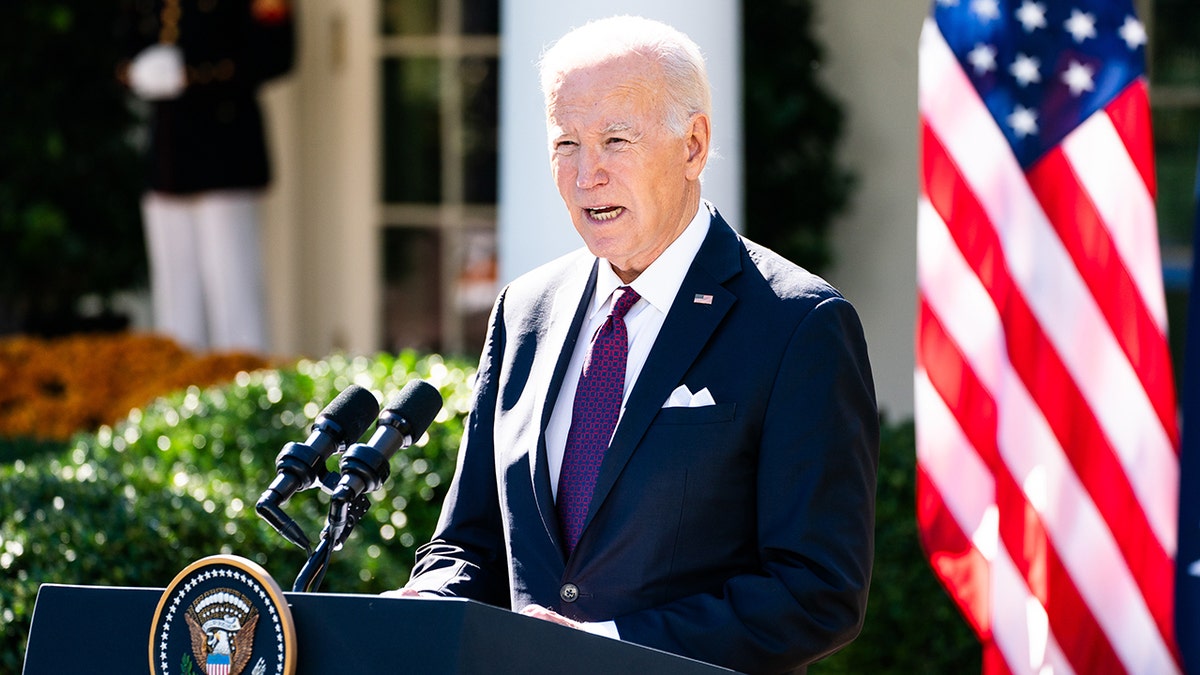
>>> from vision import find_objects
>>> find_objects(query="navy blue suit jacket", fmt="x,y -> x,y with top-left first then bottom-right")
407,206 -> 879,674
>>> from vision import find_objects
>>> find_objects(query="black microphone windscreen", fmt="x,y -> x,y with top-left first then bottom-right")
386,380 -> 443,439
320,384 -> 381,443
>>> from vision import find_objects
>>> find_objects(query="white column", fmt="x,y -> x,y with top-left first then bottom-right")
498,1 -> 743,284
259,78 -> 299,357
291,0 -> 380,356
817,0 -> 929,418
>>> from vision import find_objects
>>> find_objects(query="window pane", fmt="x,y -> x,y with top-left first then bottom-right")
382,57 -> 442,203
461,57 -> 499,204
380,0 -> 438,36
1153,107 -> 1200,248
382,227 -> 443,351
461,0 -> 499,35
1150,0 -> 1200,86
454,227 -> 497,351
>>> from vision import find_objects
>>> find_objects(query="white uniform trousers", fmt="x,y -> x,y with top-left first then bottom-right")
141,190 -> 269,353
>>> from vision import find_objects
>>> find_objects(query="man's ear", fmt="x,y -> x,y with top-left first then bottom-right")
684,113 -> 711,181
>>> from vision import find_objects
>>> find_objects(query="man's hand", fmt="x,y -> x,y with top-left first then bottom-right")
520,603 -> 585,629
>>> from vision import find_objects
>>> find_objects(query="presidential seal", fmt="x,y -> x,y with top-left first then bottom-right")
150,555 -> 296,675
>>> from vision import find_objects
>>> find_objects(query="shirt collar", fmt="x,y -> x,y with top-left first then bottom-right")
590,202 -> 711,319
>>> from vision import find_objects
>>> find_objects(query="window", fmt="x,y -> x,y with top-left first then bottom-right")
1144,0 -> 1200,386
378,0 -> 500,355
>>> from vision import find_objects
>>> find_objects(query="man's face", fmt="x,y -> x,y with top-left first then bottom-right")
546,54 -> 709,282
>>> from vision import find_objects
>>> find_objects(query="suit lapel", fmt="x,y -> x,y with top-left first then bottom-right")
529,258 -> 598,547
584,212 -> 743,533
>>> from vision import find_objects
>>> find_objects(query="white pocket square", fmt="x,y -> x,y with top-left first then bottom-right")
663,385 -> 716,408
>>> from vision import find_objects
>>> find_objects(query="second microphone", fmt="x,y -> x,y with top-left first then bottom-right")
331,379 -> 444,504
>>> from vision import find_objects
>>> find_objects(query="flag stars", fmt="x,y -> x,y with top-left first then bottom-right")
1062,60 -> 1096,96
1010,53 -> 1041,86
968,43 -> 998,74
1064,8 -> 1097,43
1015,1 -> 1047,32
1119,15 -> 1147,50
971,0 -> 1001,22
1008,104 -> 1039,138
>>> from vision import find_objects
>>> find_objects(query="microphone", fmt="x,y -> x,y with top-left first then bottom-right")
295,380 -> 440,590
330,379 -> 443,505
256,384 -> 380,549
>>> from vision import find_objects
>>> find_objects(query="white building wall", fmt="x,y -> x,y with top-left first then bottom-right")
817,0 -> 929,419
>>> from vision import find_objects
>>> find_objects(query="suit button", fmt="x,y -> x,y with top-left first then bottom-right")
560,583 -> 579,603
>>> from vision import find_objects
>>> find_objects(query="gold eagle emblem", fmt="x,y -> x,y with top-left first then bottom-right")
184,589 -> 259,675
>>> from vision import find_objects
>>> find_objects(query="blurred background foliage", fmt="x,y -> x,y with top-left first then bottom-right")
0,335 -> 979,673
743,0 -> 855,274
0,1 -> 146,335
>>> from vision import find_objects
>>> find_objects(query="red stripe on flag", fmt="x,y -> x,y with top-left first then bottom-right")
1027,144 -> 1179,449
916,464 -> 992,638
984,645 -> 1016,675
1104,80 -> 1157,199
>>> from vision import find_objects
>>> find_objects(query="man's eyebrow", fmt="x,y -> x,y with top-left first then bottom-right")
601,122 -> 635,135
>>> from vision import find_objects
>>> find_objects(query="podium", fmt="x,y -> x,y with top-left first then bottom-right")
23,584 -> 737,674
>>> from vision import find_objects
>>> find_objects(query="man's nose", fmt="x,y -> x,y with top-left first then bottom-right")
575,148 -> 608,189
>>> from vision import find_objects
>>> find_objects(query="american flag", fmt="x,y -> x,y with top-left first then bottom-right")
916,1 -> 1180,673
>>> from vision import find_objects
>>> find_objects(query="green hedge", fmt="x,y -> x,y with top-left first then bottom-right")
0,350 -> 474,673
0,352 -> 979,672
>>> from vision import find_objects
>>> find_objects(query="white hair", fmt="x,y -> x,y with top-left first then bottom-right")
538,15 -> 712,137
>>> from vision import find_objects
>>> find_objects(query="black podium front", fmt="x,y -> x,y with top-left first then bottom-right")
23,584 -> 737,674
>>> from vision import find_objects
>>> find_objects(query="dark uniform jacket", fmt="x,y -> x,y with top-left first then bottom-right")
118,0 -> 294,194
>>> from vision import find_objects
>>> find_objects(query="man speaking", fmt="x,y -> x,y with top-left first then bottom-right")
395,15 -> 879,674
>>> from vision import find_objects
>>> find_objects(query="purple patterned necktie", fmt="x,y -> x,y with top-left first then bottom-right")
557,285 -> 641,555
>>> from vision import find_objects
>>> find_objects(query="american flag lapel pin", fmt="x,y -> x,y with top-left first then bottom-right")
693,293 -> 713,305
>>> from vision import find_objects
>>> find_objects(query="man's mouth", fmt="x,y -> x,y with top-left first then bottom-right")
586,206 -> 625,222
